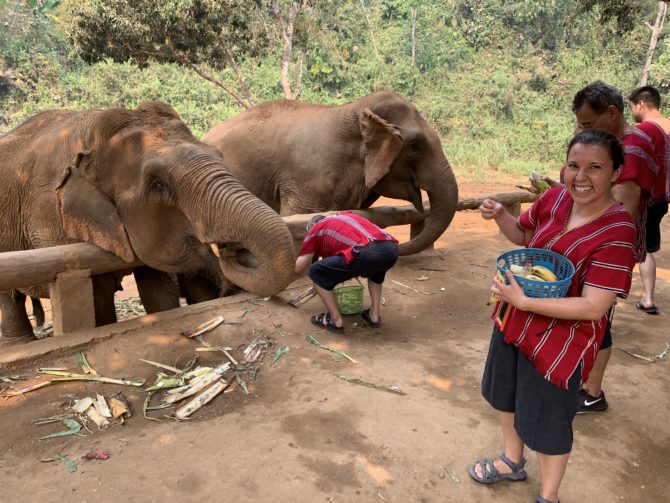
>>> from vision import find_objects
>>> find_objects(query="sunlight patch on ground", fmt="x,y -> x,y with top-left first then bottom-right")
356,454 -> 394,485
426,375 -> 453,391
106,351 -> 126,371
155,433 -> 177,446
146,335 -> 179,346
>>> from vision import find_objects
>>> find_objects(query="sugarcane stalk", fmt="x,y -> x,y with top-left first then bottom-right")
162,363 -> 231,404
174,379 -> 230,420
180,316 -> 224,338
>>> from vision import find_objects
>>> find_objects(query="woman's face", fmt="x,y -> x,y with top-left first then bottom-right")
564,143 -> 620,208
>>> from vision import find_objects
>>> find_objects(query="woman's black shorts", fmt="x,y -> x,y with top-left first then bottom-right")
645,202 -> 668,253
308,240 -> 399,291
481,326 -> 581,455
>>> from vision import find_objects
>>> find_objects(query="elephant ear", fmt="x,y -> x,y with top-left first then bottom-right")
56,154 -> 135,263
359,108 -> 404,189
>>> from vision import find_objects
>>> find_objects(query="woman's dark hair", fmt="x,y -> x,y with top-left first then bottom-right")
567,130 -> 625,171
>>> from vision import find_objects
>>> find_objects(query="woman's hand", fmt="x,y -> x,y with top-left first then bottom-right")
479,199 -> 504,220
491,269 -> 528,309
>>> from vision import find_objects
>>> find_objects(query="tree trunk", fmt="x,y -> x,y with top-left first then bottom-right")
410,6 -> 417,67
640,1 -> 667,87
220,44 -> 256,106
275,0 -> 307,100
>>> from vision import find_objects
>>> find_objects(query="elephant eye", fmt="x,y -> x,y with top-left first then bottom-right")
407,141 -> 421,155
149,180 -> 168,193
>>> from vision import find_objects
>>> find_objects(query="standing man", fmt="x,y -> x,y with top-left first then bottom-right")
570,81 -> 657,413
628,85 -> 670,315
295,212 -> 399,333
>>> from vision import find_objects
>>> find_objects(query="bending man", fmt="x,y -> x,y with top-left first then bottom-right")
295,212 -> 399,333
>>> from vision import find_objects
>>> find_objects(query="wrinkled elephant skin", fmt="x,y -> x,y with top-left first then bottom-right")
203,91 -> 458,255
0,101 -> 296,342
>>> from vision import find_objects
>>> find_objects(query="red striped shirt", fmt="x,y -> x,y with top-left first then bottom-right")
494,187 -> 636,389
299,212 -> 397,263
636,120 -> 670,203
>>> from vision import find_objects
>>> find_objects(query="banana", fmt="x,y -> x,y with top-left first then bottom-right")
530,172 -> 550,194
490,272 -> 504,303
525,274 -> 546,282
509,264 -> 527,275
530,265 -> 557,282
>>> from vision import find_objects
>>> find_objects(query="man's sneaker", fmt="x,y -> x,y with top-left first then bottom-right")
577,389 -> 608,414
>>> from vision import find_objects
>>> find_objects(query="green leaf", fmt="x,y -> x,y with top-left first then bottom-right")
54,454 -> 77,473
39,418 -> 82,440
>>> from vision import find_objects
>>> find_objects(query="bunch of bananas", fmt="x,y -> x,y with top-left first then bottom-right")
509,263 -> 557,282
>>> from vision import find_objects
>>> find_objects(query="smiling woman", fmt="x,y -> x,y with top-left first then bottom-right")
472,129 -> 637,503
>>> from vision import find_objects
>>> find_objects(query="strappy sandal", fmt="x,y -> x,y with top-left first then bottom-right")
360,309 -> 381,328
468,453 -> 527,484
310,313 -> 344,334
536,496 -> 560,503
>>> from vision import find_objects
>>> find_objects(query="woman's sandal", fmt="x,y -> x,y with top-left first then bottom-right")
360,309 -> 381,328
536,496 -> 560,503
468,453 -> 527,484
310,313 -> 344,334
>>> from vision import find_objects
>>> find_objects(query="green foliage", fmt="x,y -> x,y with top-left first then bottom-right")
2,0 -> 670,183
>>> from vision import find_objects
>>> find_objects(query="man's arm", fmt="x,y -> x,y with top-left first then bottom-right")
295,253 -> 315,276
612,181 -> 641,218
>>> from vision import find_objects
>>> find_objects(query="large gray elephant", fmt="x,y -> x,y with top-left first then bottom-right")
203,91 -> 458,255
0,101 -> 296,343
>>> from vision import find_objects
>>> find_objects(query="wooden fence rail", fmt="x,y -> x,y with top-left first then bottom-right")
0,191 -> 536,335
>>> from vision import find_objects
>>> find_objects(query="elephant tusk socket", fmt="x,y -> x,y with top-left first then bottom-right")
209,243 -> 221,258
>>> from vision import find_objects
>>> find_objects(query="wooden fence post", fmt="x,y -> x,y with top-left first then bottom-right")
49,269 -> 95,335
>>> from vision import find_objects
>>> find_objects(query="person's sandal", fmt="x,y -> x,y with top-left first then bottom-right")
310,313 -> 344,334
360,309 -> 381,328
536,496 -> 560,503
468,453 -> 527,484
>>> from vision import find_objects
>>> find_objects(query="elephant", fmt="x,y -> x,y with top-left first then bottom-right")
203,91 -> 459,255
0,101 -> 296,344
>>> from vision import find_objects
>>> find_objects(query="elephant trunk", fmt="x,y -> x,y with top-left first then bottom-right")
399,160 -> 459,256
179,167 -> 296,296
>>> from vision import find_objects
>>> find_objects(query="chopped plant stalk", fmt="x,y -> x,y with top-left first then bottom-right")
271,346 -> 289,365
162,363 -> 231,404
335,375 -> 406,395
38,370 -> 145,387
180,366 -> 214,380
86,406 -> 110,429
76,352 -> 98,376
180,316 -> 224,338
4,380 -> 53,396
446,469 -> 460,483
143,393 -> 161,422
145,402 -> 174,411
54,454 -> 77,473
306,335 -> 360,364
654,342 -> 670,359
72,397 -> 94,414
615,347 -> 657,363
414,275 -> 430,281
391,279 -> 433,295
236,374 -> 249,394
174,379 -> 230,420
139,359 -> 182,374
145,377 -> 185,392
0,375 -> 25,383
39,418 -> 82,440
32,414 -> 79,425
37,367 -> 68,372
109,394 -> 131,420
196,339 -> 239,365
95,394 -> 112,418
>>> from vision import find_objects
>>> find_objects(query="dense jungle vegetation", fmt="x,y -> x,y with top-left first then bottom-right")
1,0 -> 669,181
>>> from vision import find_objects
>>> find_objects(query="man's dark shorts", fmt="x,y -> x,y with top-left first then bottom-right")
645,202 -> 668,253
481,325 -> 581,455
309,240 -> 399,291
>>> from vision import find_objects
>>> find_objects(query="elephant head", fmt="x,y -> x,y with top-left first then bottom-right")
354,91 -> 458,255
203,91 -> 458,256
55,101 -> 295,296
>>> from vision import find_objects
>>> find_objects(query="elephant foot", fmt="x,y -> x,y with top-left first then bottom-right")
0,333 -> 38,346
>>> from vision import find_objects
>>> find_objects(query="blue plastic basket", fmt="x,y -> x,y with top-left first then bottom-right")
496,248 -> 575,298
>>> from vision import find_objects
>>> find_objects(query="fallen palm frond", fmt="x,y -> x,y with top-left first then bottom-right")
54,453 -> 77,473
180,316 -> 224,339
306,335 -> 359,364
335,375 -> 406,395
615,342 -> 670,363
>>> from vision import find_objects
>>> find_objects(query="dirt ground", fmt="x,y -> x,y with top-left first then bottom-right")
1,180 -> 668,503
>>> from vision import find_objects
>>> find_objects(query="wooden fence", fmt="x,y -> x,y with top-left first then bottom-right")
0,191 -> 536,336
